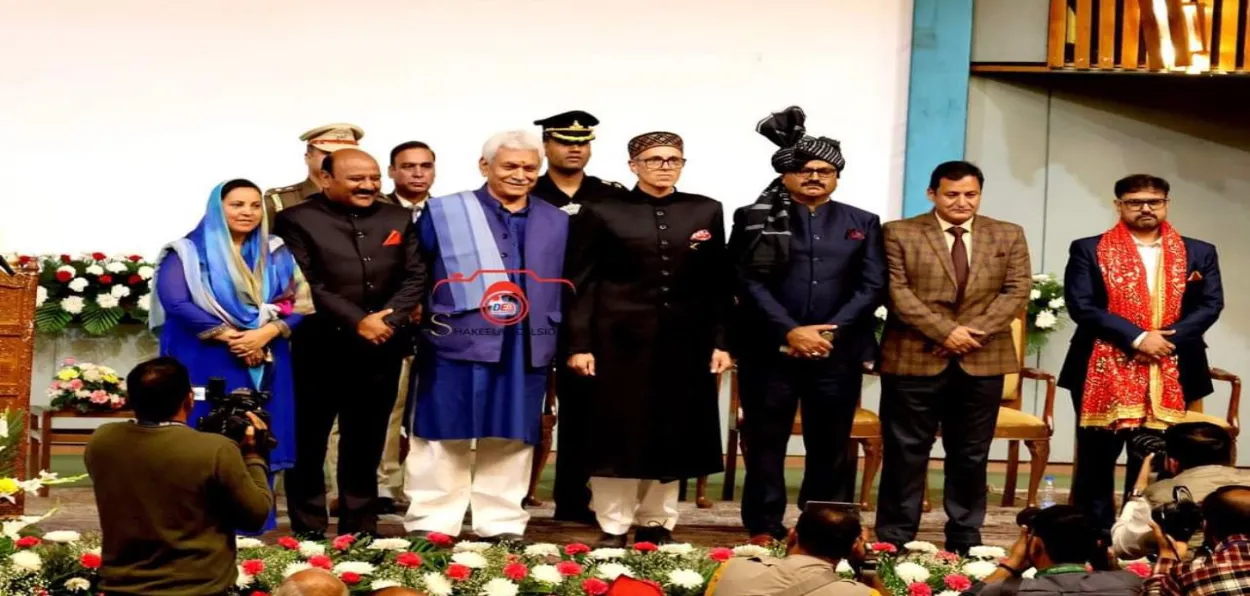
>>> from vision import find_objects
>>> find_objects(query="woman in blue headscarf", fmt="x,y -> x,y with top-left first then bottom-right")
150,179 -> 314,533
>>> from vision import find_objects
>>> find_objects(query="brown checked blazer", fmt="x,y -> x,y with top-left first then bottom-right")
878,212 -> 1031,377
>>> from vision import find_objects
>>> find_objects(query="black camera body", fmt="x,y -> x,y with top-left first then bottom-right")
196,378 -> 277,454
1152,486 -> 1204,543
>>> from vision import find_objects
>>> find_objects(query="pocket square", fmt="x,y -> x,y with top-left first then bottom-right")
382,230 -> 403,246
845,228 -> 865,240
1188,270 -> 1204,282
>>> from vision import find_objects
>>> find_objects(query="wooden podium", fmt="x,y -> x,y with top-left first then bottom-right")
0,265 -> 36,516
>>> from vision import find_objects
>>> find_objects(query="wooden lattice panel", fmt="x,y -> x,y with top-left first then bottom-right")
0,269 -> 37,516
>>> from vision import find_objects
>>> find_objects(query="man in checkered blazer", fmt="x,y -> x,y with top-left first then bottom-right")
873,161 -> 1032,553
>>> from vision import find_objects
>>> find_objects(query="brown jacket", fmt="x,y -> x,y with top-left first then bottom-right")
878,212 -> 1031,377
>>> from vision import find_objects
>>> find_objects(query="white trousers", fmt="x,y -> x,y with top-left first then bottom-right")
403,437 -> 533,537
589,477 -> 680,536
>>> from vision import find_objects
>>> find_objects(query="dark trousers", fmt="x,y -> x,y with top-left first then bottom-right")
1069,389 -> 1159,530
875,364 -> 1003,550
738,355 -> 863,536
552,366 -> 594,518
287,339 -> 402,536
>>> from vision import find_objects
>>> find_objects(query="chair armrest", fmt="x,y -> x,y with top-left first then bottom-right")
720,366 -> 742,431
1209,367 -> 1241,434
1021,367 -> 1057,435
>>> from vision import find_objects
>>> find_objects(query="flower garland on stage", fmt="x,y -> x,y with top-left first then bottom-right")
3,253 -> 156,336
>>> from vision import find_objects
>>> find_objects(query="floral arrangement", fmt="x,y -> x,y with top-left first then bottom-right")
9,253 -> 156,335
0,518 -> 102,596
46,359 -> 128,414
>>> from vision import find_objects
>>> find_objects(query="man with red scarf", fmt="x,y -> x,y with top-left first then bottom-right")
1060,174 -> 1224,530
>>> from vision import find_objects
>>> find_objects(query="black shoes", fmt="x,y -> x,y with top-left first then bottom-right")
634,525 -> 674,545
484,533 -> 528,545
595,532 -> 628,548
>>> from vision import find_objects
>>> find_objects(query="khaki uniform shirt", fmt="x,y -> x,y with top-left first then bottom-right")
263,178 -> 321,228
709,555 -> 878,596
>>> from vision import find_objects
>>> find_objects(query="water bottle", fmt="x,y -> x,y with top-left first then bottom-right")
1039,475 -> 1057,509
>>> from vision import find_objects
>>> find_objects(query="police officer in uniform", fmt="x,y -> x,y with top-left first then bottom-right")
264,123 -> 366,226
531,111 -> 623,524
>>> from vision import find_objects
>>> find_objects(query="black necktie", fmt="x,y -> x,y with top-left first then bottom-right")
949,226 -> 968,302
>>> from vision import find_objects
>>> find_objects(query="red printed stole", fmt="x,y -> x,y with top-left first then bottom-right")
1080,221 -> 1187,430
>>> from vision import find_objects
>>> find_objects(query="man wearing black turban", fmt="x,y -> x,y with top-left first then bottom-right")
728,106 -> 887,544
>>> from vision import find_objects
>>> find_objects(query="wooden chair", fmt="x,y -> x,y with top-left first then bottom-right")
695,365 -> 884,511
28,406 -> 134,496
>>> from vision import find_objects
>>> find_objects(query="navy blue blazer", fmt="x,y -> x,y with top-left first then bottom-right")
1058,234 -> 1223,402
729,200 -> 886,365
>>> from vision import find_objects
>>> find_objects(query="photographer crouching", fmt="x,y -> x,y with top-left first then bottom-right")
1144,485 -> 1250,595
84,357 -> 274,596
1112,422 -> 1248,559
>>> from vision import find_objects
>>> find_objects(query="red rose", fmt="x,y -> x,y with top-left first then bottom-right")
870,542 -> 898,554
503,562 -> 528,581
1125,562 -> 1151,578
129,274 -> 142,285
556,561 -> 583,576
908,582 -> 932,596
308,555 -> 333,570
340,572 -> 361,585
60,255 -> 72,264
396,552 -> 423,568
944,574 -> 973,591
91,253 -> 106,261
80,553 -> 102,568
17,256 -> 31,265
129,255 -> 143,262
277,536 -> 300,550
446,563 -> 472,581
332,534 -> 355,550
99,274 -> 113,284
241,559 -> 265,576
633,541 -> 658,552
708,547 -> 733,562
564,543 -> 591,556
16,536 -> 41,548
249,592 -> 270,596
425,532 -> 454,548
56,270 -> 72,282
582,578 -> 609,596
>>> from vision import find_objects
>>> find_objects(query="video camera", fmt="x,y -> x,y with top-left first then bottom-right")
1151,486 -> 1204,543
195,378 -> 277,455
1128,433 -> 1171,476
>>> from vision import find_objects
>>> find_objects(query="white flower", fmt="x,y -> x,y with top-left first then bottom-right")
235,537 -> 264,548
422,571 -> 454,596
10,550 -> 42,573
298,541 -> 326,557
138,294 -> 151,311
451,551 -> 489,569
588,547 -> 627,560
64,577 -> 91,592
95,294 -> 118,311
82,367 -> 103,382
874,305 -> 888,320
835,559 -> 853,575
894,562 -> 931,584
524,543 -> 562,558
68,277 -> 88,293
531,564 -> 565,585
596,562 -> 635,580
236,569 -> 254,587
732,544 -> 769,558
1035,309 -> 1058,330
1048,297 -> 1065,310
1029,289 -> 1042,300
368,538 -> 412,551
904,540 -> 939,554
1032,273 -> 1052,282
0,419 -> 7,439
938,592 -> 963,596
138,265 -> 155,280
481,577 -> 520,596
371,580 -> 402,590
283,562 -> 313,577
560,203 -> 582,215
85,264 -> 104,276
332,561 -> 376,575
666,569 -> 705,589
1023,568 -> 1038,579
60,296 -> 85,314
105,262 -> 127,273
75,390 -> 90,398
36,286 -> 47,307
963,560 -> 999,580
111,284 -> 131,298
658,543 -> 694,556
453,540 -> 492,552
968,546 -> 1007,560
42,530 -> 81,543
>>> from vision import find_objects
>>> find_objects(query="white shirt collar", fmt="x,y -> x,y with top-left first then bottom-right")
934,212 -> 974,233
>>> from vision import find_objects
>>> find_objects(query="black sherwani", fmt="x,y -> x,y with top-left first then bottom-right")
273,194 -> 426,536
566,187 -> 729,480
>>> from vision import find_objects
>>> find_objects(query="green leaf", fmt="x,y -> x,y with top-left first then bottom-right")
81,303 -> 125,336
34,303 -> 72,333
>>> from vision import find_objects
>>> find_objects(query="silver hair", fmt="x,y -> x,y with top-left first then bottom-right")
274,569 -> 349,596
482,130 -> 544,165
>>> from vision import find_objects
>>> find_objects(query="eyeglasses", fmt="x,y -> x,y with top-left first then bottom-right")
1117,198 -> 1169,211
793,167 -> 838,180
634,157 -> 687,170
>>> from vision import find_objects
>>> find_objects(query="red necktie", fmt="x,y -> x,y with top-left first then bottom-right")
949,226 -> 968,303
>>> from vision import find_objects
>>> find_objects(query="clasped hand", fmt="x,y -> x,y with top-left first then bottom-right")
358,309 -> 396,345
935,325 -> 986,357
1134,330 -> 1177,363
216,327 -> 276,367
786,324 -> 835,358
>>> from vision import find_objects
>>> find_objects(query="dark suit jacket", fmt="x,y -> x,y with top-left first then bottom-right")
878,212 -> 1032,377
729,200 -> 886,365
1058,235 -> 1223,402
273,194 -> 426,349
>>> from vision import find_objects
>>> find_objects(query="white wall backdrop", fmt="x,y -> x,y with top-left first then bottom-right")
0,0 -> 913,255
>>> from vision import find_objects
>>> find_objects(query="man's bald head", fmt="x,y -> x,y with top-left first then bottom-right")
275,569 -> 349,596
374,588 -> 427,596
317,148 -> 382,207
1202,485 -> 1250,543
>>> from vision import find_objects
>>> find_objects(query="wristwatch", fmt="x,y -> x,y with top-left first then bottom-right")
997,563 -> 1024,576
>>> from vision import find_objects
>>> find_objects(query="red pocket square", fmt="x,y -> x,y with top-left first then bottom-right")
845,228 -> 866,240
382,230 -> 402,246
1188,270 -> 1204,282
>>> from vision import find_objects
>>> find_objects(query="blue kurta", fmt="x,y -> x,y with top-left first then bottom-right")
155,251 -> 301,533
410,190 -> 548,445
